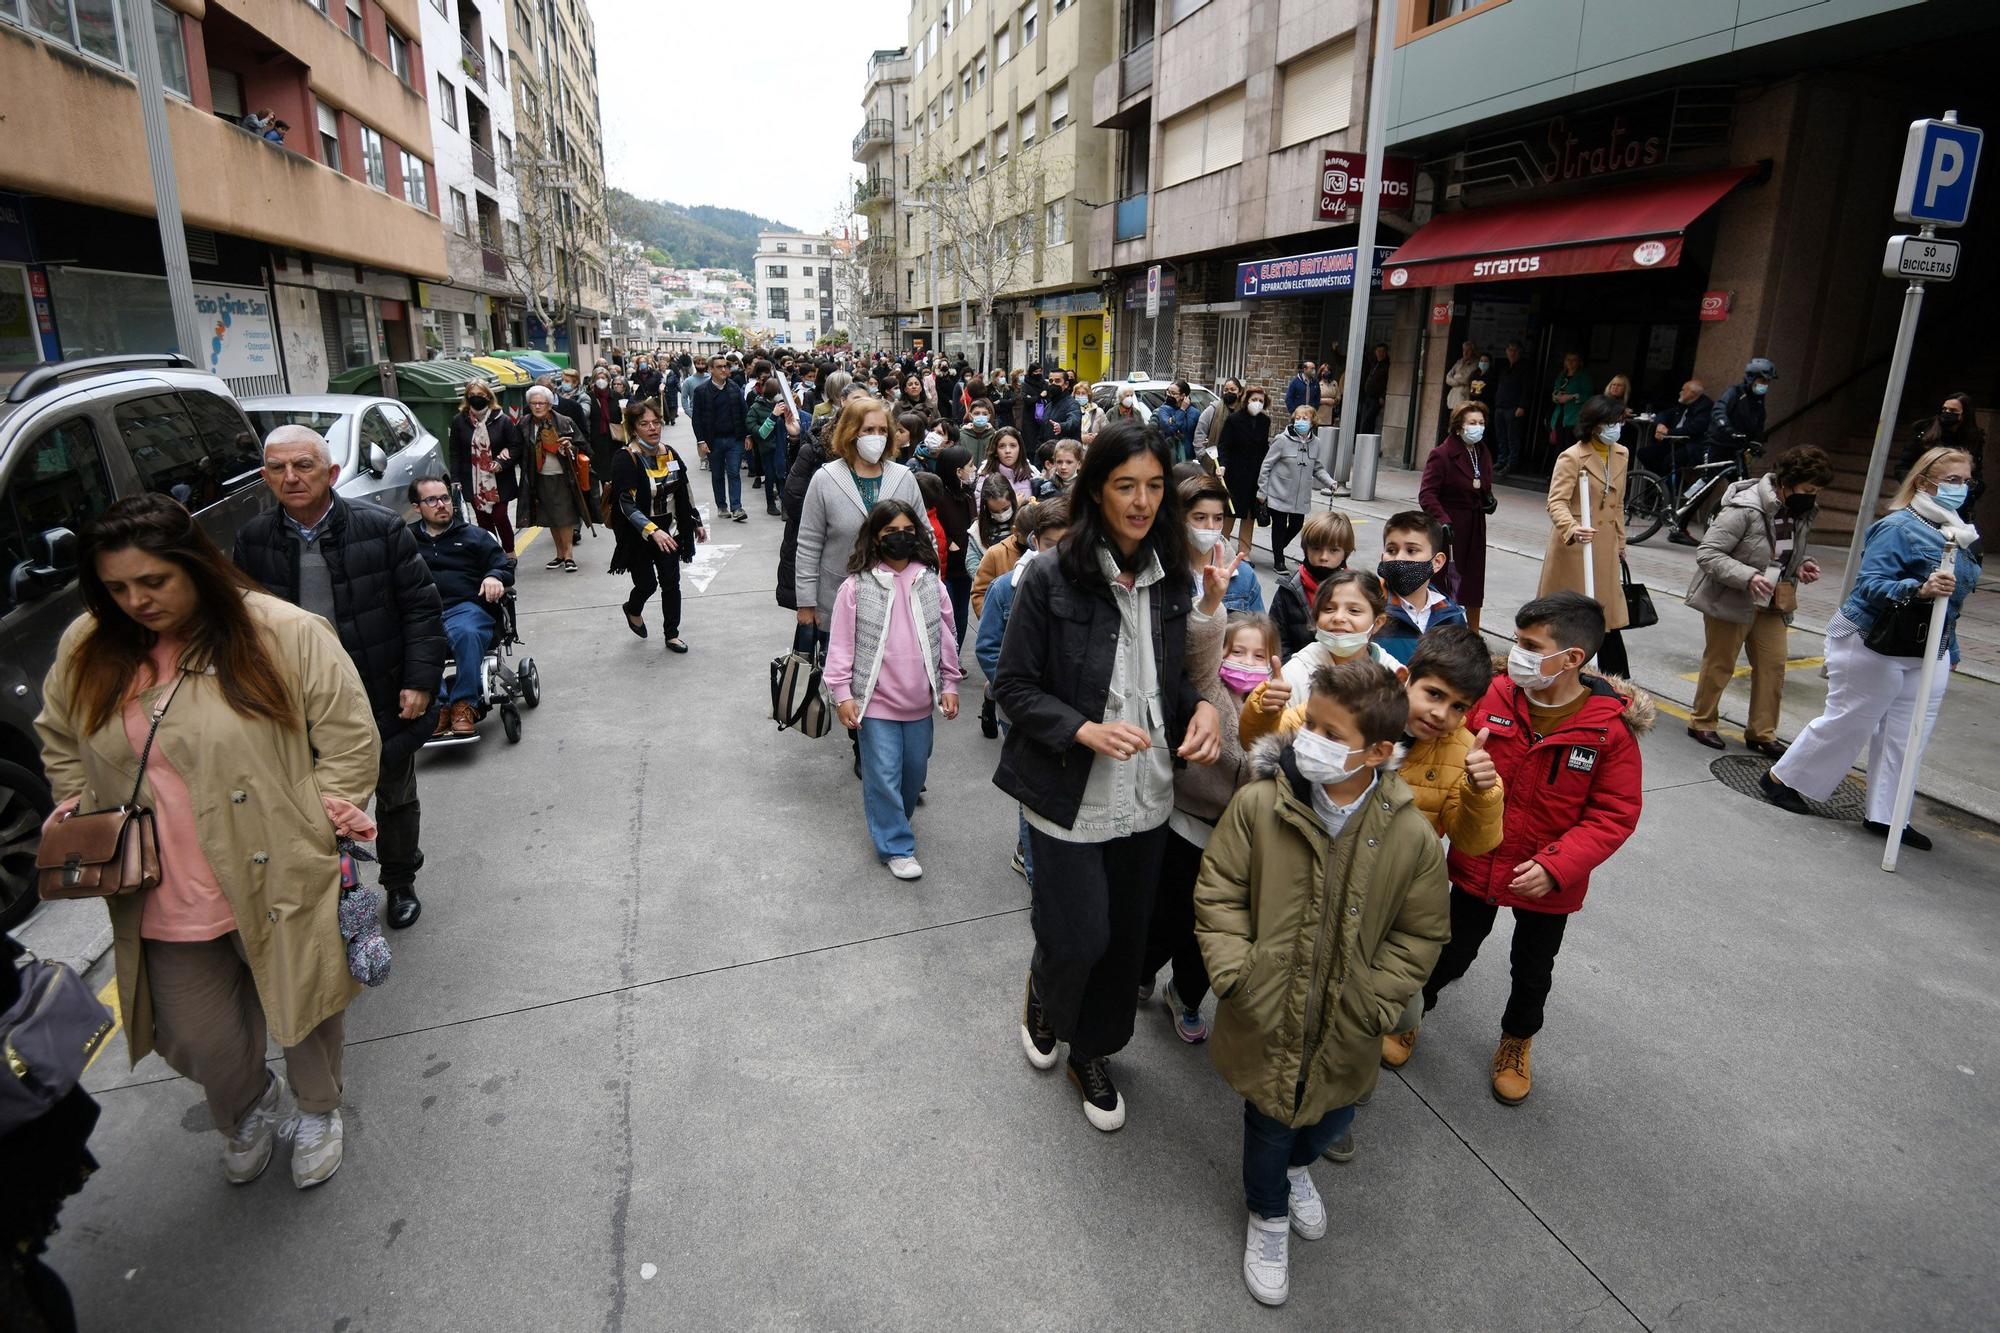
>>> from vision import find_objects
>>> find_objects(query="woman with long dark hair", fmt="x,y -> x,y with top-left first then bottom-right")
935,443 -> 977,644
610,399 -> 707,652
35,494 -> 379,1190
994,419 -> 1225,1132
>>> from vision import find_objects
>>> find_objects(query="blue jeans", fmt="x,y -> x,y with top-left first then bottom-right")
858,715 -> 933,860
440,600 -> 496,705
709,439 -> 743,513
1242,1100 -> 1357,1220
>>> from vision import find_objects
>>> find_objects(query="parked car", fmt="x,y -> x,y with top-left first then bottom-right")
0,355 -> 273,929
1088,375 -> 1219,417
241,393 -> 445,522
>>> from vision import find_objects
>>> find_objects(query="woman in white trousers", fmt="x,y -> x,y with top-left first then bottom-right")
1757,447 -> 1980,850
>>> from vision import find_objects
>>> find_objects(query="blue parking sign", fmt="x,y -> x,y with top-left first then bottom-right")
1894,118 -> 1982,228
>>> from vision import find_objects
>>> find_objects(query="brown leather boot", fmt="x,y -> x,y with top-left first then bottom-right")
433,708 -> 451,737
1381,1027 -> 1419,1070
450,701 -> 477,735
1491,1034 -> 1533,1105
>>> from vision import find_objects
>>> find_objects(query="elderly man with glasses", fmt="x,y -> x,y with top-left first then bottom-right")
408,476 -> 513,737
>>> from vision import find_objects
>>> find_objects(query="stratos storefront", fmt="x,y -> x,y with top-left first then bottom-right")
1378,164 -> 1761,476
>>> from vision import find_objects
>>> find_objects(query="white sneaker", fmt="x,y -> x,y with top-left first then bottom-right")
290,1107 -> 345,1189
1242,1212 -> 1291,1306
221,1073 -> 291,1184
887,856 -> 923,880
1287,1165 -> 1327,1239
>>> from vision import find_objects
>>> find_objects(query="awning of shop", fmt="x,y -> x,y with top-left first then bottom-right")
1378,166 -> 1758,291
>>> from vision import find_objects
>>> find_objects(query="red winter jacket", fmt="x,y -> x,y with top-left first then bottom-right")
1446,674 -> 1652,914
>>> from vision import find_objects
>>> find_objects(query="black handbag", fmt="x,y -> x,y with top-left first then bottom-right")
1863,593 -> 1933,658
1,949 -> 115,1136
1620,558 -> 1659,629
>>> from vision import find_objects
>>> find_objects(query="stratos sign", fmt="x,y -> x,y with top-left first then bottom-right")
1318,152 -> 1416,222
1381,235 -> 1690,290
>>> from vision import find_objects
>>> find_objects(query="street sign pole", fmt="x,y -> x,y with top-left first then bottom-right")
120,0 -> 206,364
1839,254 -> 1928,602
1334,0 -> 1397,496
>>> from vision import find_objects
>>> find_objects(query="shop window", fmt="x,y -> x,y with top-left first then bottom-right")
0,265 -> 39,366
1278,39 -> 1355,148
0,417 -> 111,612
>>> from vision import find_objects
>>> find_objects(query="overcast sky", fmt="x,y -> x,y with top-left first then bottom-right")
594,0 -> 908,235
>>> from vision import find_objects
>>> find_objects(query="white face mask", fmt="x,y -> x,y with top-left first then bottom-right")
958,466 -> 977,486
1507,643 -> 1567,692
1316,627 -> 1371,657
1599,423 -> 1623,445
855,433 -> 888,464
1248,400 -> 1265,417
1462,423 -> 1486,444
925,431 -> 944,450
1292,727 -> 1361,786
595,378 -> 608,389
1190,526 -> 1225,553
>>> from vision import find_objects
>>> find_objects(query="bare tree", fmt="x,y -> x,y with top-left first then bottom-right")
910,139 -> 1068,369
829,183 -> 896,353
505,157 -> 605,353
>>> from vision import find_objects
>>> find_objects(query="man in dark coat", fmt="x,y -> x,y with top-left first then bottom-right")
1490,341 -> 1531,470
409,476 -> 513,737
690,353 -> 751,521
234,425 -> 447,929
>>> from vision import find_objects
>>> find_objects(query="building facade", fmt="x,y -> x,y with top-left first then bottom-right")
418,0 -> 523,355
851,47 -> 910,352
895,0 -> 1115,375
501,0 -> 609,365
1376,0 -> 1999,536
752,232 -> 838,348
0,0 -> 449,393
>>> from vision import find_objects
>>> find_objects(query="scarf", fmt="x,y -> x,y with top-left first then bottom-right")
536,419 -> 566,461
1909,492 -> 1980,549
468,410 -> 498,515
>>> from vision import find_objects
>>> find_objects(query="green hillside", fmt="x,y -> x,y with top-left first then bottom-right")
606,188 -> 798,273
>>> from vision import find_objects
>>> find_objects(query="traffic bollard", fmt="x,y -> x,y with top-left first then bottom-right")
1328,425 -> 1353,488
1351,433 -> 1381,501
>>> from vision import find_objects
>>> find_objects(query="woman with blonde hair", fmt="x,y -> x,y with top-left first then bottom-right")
1756,446 -> 1981,849
794,398 -> 924,637
36,495 -> 379,1189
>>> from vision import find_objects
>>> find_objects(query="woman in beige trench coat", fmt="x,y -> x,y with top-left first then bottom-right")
36,495 -> 379,1190
1538,393 -> 1632,677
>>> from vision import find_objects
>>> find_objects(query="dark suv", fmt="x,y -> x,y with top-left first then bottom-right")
0,355 -> 272,928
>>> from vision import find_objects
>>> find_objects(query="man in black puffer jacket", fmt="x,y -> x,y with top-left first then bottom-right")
234,425 -> 447,930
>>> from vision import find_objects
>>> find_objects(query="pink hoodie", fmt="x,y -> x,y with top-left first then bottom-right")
825,561 -> 963,722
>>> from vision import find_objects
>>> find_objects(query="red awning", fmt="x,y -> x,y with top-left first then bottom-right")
1379,166 -> 1758,291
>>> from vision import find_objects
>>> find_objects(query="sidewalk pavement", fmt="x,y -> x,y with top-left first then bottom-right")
1289,463 -> 1999,824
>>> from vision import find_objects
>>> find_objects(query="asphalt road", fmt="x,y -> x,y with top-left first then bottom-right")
46,412 -> 2000,1331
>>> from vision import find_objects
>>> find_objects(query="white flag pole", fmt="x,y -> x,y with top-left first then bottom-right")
1881,539 -> 1957,874
1578,471 -> 1596,601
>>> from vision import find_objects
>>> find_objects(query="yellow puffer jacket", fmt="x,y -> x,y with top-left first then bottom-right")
1239,697 -> 1504,857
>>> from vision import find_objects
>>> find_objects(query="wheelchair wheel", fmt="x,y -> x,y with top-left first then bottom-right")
500,703 -> 522,744
520,659 -> 541,709
1624,471 -> 1668,545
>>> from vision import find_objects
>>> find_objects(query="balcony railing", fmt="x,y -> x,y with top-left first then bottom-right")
460,35 -> 486,91
481,246 -> 507,277
1114,192 -> 1148,242
472,144 -> 496,186
852,118 -> 893,158
1120,40 -> 1154,99
854,176 -> 891,210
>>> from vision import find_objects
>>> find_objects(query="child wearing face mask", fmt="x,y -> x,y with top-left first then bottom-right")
1181,474 -> 1265,613
1270,510 -> 1354,659
1256,406 -> 1339,575
966,473 -> 1021,583
1414,592 -> 1649,1108
1373,510 -> 1467,664
960,397 -> 999,465
1239,570 -> 1401,746
1140,607 -> 1279,1046
1194,660 -> 1450,1307
824,500 -> 963,882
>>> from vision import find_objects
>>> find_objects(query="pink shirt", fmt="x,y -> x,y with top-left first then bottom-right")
826,562 -> 963,723
126,661 -> 235,942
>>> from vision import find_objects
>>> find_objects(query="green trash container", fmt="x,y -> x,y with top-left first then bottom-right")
327,360 -> 503,473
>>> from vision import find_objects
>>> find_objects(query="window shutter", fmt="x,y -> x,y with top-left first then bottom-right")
1277,39 -> 1355,148
1160,106 -> 1205,188
1203,87 -> 1246,172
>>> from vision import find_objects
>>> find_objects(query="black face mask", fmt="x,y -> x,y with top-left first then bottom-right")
1939,410 -> 1962,429
467,396 -> 490,410
1783,492 -> 1816,518
1303,559 -> 1345,582
1222,391 -> 1240,406
879,529 -> 923,561
1377,559 -> 1435,598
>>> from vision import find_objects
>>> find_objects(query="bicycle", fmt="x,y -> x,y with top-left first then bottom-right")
1670,434 -> 1764,543
1623,420 -> 1683,545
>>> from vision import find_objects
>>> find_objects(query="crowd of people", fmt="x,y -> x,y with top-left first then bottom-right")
5,332 -> 1983,1319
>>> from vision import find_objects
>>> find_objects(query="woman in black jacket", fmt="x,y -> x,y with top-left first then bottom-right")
934,443 -> 976,645
447,381 -> 521,554
1215,384 -> 1275,565
610,399 -> 705,652
994,419 -> 1224,1133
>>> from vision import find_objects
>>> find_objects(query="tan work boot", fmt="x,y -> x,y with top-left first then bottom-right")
1381,1026 -> 1419,1069
450,701 -> 477,735
433,707 -> 452,737
1491,1034 -> 1533,1105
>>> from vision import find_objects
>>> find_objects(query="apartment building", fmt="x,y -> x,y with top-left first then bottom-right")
752,232 -> 838,348
1377,0 -> 1998,536
502,0 -> 609,364
0,0 -> 449,392
418,0 -> 523,354
851,47 -> 910,351
898,0 -> 1114,375
1089,0 -> 1391,403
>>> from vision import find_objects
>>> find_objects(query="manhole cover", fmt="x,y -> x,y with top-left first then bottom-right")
1709,754 -> 1866,822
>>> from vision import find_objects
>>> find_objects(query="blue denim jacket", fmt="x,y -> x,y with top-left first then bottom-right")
1838,508 -> 1981,664
1187,563 -> 1264,615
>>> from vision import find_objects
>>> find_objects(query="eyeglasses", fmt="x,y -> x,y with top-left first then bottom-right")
417,494 -> 453,506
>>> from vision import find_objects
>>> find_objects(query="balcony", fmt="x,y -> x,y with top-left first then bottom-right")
482,246 -> 508,277
1122,41 -> 1154,98
461,35 -> 486,91
852,118 -> 894,159
472,143 -> 497,187
1114,193 -> 1148,242
854,176 -> 893,214
1093,40 -> 1155,129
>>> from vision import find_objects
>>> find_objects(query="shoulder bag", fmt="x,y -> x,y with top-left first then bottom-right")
1863,592 -> 1933,657
35,672 -> 186,900
770,623 -> 834,739
1,948 -> 116,1136
1620,558 -> 1659,630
